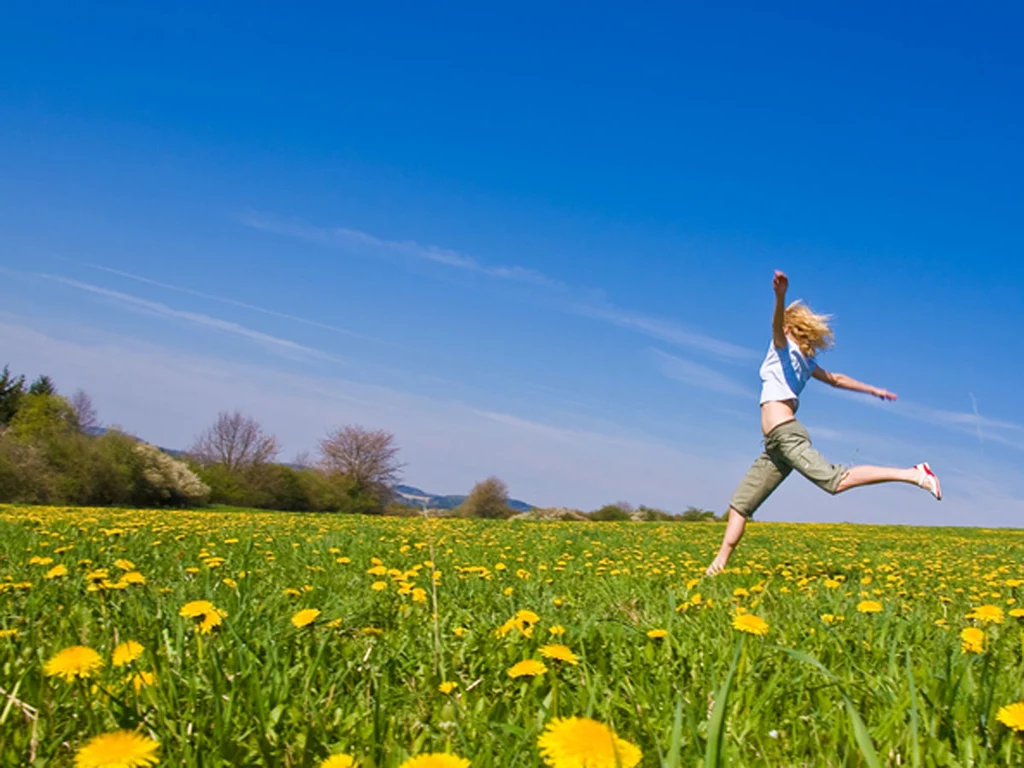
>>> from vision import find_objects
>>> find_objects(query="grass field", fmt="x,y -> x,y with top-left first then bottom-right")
3,505 -> 1024,766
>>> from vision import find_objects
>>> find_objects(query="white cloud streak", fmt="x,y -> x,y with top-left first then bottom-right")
240,212 -> 758,361
240,212 -> 561,287
87,264 -> 381,343
651,349 -> 754,398
37,275 -> 346,364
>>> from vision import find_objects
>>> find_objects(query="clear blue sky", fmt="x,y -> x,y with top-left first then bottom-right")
2,2 -> 1022,523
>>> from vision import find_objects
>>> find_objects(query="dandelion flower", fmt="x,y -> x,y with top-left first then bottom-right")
508,659 -> 548,678
114,559 -> 136,571
857,601 -> 883,614
646,629 -> 668,640
398,755 -> 470,768
319,755 -> 356,768
44,646 -> 104,682
371,581 -> 388,591
291,609 -> 321,628
537,716 -> 642,768
128,671 -> 156,693
73,730 -> 159,768
548,625 -> 566,636
961,627 -> 985,654
45,564 -> 69,579
997,702 -> 1024,732
438,681 -> 458,694
732,614 -> 769,637
112,641 -> 144,667
121,572 -> 146,585
1010,608 -> 1024,618
967,604 -> 1005,624
0,629 -> 18,639
540,644 -> 579,665
179,600 -> 227,634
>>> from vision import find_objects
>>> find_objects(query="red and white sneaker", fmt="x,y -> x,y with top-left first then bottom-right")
914,463 -> 941,501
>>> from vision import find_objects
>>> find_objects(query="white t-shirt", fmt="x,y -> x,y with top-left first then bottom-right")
759,338 -> 817,406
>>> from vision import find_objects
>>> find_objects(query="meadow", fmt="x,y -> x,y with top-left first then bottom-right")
2,505 -> 1024,767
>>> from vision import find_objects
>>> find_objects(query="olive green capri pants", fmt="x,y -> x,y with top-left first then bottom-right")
729,420 -> 846,518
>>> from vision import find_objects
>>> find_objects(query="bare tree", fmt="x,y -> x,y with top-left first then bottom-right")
458,476 -> 513,519
318,425 -> 402,501
190,411 -> 280,472
69,390 -> 99,433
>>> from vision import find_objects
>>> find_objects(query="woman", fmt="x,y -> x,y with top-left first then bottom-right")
705,270 -> 941,576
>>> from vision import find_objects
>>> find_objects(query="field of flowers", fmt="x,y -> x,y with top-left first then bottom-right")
3,505 -> 1024,767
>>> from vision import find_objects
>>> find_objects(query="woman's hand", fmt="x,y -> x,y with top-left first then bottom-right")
873,388 -> 898,401
773,270 -> 789,296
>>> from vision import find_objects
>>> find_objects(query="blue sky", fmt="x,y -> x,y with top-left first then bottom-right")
2,2 -> 1022,523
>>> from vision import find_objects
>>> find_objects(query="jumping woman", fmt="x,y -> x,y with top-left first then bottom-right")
705,270 -> 941,576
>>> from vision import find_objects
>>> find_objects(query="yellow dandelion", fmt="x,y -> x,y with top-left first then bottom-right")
179,600 -> 227,634
45,564 -> 69,579
961,626 -> 985,654
0,629 -> 18,639
548,625 -> 566,636
112,640 -> 144,667
114,559 -> 136,571
540,644 -> 579,665
508,659 -> 548,678
646,629 -> 668,639
732,614 -> 769,637
453,626 -> 468,638
73,730 -> 159,768
412,588 -> 427,603
128,671 -> 156,693
967,604 -> 1005,624
222,578 -> 238,588
326,618 -> 344,629
857,600 -> 883,614
438,681 -> 458,694
283,587 -> 301,597
398,755 -> 470,768
121,572 -> 146,585
319,755 -> 356,768
371,581 -> 388,591
1010,608 -> 1024,618
997,702 -> 1024,732
291,609 -> 321,628
44,645 -> 105,682
537,716 -> 642,768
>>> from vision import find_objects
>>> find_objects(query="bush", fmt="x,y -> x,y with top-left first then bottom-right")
133,442 -> 210,507
589,504 -> 632,522
457,477 -> 513,519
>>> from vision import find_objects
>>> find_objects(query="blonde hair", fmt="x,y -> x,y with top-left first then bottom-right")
784,300 -> 834,357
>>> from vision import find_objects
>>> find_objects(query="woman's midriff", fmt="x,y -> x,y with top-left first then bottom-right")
761,400 -> 798,436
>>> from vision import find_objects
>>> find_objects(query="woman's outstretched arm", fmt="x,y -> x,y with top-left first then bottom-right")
772,270 -> 788,349
812,367 -> 897,401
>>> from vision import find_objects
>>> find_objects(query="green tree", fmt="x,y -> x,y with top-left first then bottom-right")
458,477 -> 513,519
678,506 -> 717,522
589,504 -> 632,522
28,375 -> 57,396
0,366 -> 26,425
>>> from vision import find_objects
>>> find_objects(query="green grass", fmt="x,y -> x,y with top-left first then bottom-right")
2,505 -> 1023,766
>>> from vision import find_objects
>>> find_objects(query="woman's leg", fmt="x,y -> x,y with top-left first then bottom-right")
706,508 -> 747,576
835,464 -> 939,496
705,452 -> 789,576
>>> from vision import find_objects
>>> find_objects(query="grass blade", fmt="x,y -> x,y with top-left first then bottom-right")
906,650 -> 922,768
705,636 -> 744,768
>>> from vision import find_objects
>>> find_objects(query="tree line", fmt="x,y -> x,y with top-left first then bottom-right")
0,364 -> 724,520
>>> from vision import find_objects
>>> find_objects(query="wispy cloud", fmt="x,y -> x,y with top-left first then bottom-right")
38,275 -> 345,364
240,212 -> 562,287
824,387 -> 1023,451
88,264 -> 382,343
578,304 -> 758,361
241,212 -> 758,361
651,349 -> 754,398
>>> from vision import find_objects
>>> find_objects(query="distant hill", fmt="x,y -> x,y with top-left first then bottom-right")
395,484 -> 534,513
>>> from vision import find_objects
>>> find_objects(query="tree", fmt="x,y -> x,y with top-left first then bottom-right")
0,366 -> 26,425
679,506 -> 717,522
317,425 -> 402,508
458,476 -> 513,519
190,411 -> 280,472
28,375 -> 56,396
589,504 -> 632,522
69,390 -> 100,433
